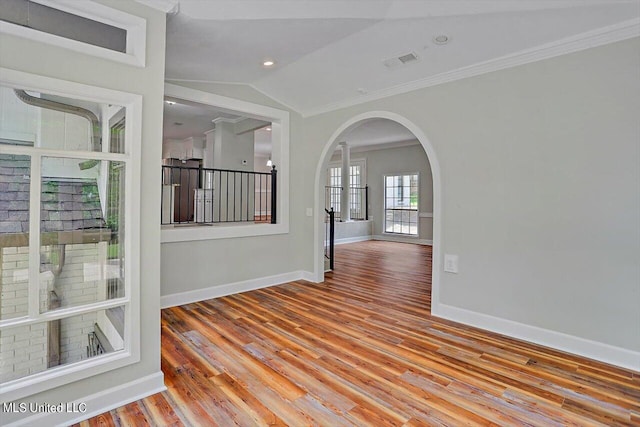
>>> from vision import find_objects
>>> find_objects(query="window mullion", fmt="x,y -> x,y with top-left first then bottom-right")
28,153 -> 42,319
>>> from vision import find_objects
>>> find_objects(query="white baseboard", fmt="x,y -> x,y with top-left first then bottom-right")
300,270 -> 318,282
331,235 -> 373,245
432,303 -> 640,372
373,234 -> 433,246
161,270 -> 315,308
5,372 -> 166,427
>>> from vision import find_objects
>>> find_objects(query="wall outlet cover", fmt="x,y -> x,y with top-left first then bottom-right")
444,254 -> 459,273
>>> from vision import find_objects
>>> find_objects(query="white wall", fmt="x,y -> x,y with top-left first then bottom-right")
303,38 -> 640,361
0,0 -> 166,423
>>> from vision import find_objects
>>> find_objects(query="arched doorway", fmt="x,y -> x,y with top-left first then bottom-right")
313,111 -> 442,313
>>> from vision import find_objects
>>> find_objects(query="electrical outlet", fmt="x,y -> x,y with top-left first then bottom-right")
444,254 -> 459,273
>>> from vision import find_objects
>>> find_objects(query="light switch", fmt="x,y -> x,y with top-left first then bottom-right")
305,208 -> 313,217
444,254 -> 459,273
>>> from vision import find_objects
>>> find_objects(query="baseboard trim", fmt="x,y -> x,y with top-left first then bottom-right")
5,372 -> 165,427
373,234 -> 433,246
332,235 -> 373,245
432,303 -> 640,372
161,270 -> 315,308
300,271 -> 318,282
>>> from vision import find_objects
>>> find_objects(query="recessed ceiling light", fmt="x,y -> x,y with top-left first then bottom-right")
265,126 -> 272,131
165,100 -> 176,105
263,60 -> 275,67
433,35 -> 450,45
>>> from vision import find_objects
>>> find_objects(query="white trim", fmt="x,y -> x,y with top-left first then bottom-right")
433,303 -> 640,372
349,139 -> 421,154
134,0 -> 179,14
4,372 -> 166,427
164,78 -> 304,115
300,271 -> 318,282
0,68 -> 143,402
0,0 -> 147,68
163,83 -> 290,242
373,234 -> 432,246
313,111 -> 442,310
303,19 -> 640,117
333,235 -> 373,245
161,223 -> 289,243
161,271 -> 314,308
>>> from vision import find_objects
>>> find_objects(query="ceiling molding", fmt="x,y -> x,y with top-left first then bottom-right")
165,78 -> 303,115
349,139 -> 420,154
134,0 -> 179,14
211,117 -> 243,125
301,17 -> 640,117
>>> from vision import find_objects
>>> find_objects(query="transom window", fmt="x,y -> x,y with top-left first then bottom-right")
384,173 -> 418,235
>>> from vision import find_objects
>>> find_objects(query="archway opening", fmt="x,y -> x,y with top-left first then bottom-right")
313,112 -> 442,314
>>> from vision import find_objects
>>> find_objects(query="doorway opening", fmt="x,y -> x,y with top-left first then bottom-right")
314,112 -> 441,314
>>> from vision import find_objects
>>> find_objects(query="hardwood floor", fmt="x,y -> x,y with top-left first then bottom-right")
76,241 -> 640,426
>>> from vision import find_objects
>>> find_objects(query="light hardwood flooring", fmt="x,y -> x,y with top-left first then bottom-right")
76,241 -> 640,426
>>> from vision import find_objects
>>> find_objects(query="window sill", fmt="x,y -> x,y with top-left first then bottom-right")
161,222 -> 288,243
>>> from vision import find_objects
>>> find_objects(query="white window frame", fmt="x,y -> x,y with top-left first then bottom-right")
383,172 -> 419,236
326,159 -> 366,218
161,83 -> 290,243
0,0 -> 147,67
0,67 -> 142,402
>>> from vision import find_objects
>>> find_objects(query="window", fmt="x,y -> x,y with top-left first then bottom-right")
0,74 -> 141,401
326,160 -> 366,220
384,173 -> 418,235
0,0 -> 146,67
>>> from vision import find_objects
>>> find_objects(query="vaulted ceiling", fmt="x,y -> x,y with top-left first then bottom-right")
141,0 -> 639,117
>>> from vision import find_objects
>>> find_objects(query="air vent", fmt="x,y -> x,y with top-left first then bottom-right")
398,52 -> 418,64
383,52 -> 419,69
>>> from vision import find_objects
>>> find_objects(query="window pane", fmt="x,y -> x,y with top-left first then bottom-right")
0,306 -> 125,384
384,173 -> 419,235
40,157 -> 125,313
0,154 -> 30,320
0,85 -> 125,154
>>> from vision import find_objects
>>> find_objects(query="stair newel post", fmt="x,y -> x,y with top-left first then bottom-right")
270,165 -> 277,224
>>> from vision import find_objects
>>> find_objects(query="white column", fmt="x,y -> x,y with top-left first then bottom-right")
340,141 -> 351,221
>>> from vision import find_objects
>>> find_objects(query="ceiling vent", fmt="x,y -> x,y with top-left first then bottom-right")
383,52 -> 419,69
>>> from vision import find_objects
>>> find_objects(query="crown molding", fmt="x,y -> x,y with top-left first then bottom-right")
349,139 -> 420,154
301,18 -> 640,118
165,78 -> 303,114
134,0 -> 179,14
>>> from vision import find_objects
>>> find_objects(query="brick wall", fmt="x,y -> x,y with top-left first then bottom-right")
0,242 -> 108,383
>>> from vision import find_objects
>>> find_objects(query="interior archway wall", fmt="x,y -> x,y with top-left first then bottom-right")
313,111 -> 443,314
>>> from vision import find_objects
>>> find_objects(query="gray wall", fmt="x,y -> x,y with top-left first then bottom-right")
160,82 -> 312,295
0,0 -> 166,423
303,38 -> 640,352
162,39 -> 639,356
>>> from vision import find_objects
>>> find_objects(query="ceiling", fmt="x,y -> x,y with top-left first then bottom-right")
146,0 -> 639,117
144,0 -> 638,150
163,99 -> 273,155
341,119 -> 417,150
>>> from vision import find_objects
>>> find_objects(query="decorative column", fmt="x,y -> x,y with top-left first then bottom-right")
340,141 -> 351,222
